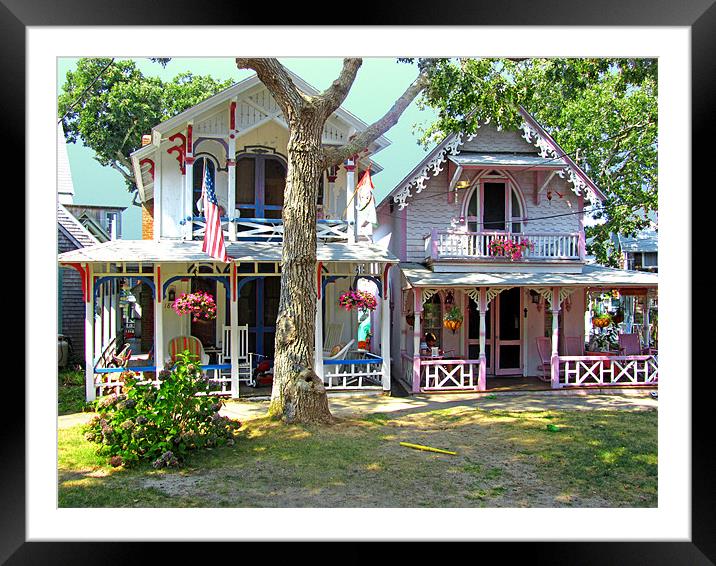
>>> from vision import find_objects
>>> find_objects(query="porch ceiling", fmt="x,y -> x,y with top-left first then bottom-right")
401,262 -> 658,288
57,239 -> 399,265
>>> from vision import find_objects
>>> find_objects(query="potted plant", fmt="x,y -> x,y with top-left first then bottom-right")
443,305 -> 464,334
338,289 -> 378,312
489,237 -> 534,261
172,290 -> 217,321
592,313 -> 612,328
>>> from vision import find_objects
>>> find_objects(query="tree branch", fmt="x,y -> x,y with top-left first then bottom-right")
323,72 -> 429,168
317,58 -> 362,119
235,58 -> 306,122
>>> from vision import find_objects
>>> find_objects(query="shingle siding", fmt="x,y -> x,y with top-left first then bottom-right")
58,228 -> 86,363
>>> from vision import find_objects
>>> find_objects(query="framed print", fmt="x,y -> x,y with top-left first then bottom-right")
10,0 -> 710,562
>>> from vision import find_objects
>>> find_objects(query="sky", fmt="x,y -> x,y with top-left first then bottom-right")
57,57 -> 439,240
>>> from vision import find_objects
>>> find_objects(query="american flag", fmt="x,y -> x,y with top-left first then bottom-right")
201,162 -> 229,263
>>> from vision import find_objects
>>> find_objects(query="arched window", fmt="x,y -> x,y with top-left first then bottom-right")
192,156 -> 217,216
235,154 -> 287,219
466,176 -> 525,233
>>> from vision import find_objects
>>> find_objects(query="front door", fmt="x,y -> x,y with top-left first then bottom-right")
234,277 -> 280,359
467,288 -> 522,375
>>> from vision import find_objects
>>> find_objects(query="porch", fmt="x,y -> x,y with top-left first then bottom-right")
58,239 -> 398,401
396,262 -> 658,395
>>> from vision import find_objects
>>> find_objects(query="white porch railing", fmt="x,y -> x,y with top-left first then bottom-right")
424,230 -> 583,261
323,353 -> 384,389
181,216 -> 352,242
558,355 -> 658,387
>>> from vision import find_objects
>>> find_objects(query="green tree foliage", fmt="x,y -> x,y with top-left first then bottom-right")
414,58 -> 657,266
58,58 -> 233,200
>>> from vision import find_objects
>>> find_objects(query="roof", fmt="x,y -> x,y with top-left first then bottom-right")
58,239 -> 399,265
449,152 -> 568,168
400,262 -> 658,288
57,203 -> 100,248
618,230 -> 658,253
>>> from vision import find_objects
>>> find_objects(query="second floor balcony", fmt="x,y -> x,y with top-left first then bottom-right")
180,215 -> 353,242
424,229 -> 585,263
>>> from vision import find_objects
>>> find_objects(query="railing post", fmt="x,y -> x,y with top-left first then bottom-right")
478,287 -> 487,391
431,228 -> 439,260
550,286 -> 561,388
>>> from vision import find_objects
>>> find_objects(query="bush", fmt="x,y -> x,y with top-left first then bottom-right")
83,351 -> 241,467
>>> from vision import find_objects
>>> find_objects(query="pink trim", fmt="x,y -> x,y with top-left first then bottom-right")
156,266 -> 162,304
229,101 -> 236,131
139,158 -> 155,180
187,124 -> 193,156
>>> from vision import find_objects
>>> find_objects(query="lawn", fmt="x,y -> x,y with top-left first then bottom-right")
58,369 -> 93,416
58,402 -> 657,508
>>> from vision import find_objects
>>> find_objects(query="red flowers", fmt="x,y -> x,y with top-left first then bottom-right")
338,289 -> 378,311
172,290 -> 217,321
489,237 -> 534,261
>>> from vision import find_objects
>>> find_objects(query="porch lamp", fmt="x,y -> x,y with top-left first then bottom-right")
530,290 -> 543,312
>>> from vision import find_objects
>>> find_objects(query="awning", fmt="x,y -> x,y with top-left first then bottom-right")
449,153 -> 567,168
58,239 -> 399,265
401,262 -> 658,288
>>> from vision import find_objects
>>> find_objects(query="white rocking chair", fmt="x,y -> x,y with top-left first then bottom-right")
221,325 -> 253,387
323,339 -> 355,386
322,322 -> 345,357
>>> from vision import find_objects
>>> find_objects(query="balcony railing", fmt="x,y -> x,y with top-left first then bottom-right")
424,229 -> 584,261
180,216 -> 352,242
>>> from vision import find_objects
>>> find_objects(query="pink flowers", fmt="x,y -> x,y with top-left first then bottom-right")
338,289 -> 378,311
489,237 -> 534,261
172,290 -> 217,321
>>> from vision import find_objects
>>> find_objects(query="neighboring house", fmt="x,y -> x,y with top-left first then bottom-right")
59,71 -> 398,401
57,123 -> 124,369
374,107 -> 658,394
617,228 -> 658,273
63,204 -> 126,242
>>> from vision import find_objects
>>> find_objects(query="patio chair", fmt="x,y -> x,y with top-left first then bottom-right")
535,336 -> 552,382
167,336 -> 209,366
618,333 -> 654,356
323,339 -> 355,386
220,325 -> 253,386
322,322 -> 345,357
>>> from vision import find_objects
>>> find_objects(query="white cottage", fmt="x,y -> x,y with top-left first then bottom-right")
59,70 -> 398,401
375,107 -> 659,393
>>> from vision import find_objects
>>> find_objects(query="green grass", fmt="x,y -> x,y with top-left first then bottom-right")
58,405 -> 657,508
58,369 -> 93,416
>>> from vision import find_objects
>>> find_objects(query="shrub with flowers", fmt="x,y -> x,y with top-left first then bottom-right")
338,289 -> 378,311
83,351 -> 241,468
489,237 -> 534,261
172,290 -> 217,321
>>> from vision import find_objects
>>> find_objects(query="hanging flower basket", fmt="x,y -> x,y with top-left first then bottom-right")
592,314 -> 612,328
172,290 -> 217,322
338,289 -> 378,312
489,237 -> 535,261
443,305 -> 464,334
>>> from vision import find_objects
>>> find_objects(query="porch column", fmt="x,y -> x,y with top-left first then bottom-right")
154,266 -> 164,380
412,288 -> 423,393
102,282 -> 110,349
94,283 -> 102,361
230,264 -> 240,398
84,264 -> 96,402
344,158 -> 356,243
109,280 -> 118,343
227,100 -> 237,242
478,287 -> 487,391
154,146 -> 162,241
550,286 -> 561,389
184,123 -> 194,240
643,293 -> 651,348
314,264 -> 324,380
381,265 -> 392,391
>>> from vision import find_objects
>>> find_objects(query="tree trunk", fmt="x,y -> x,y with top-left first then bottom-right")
267,110 -> 333,423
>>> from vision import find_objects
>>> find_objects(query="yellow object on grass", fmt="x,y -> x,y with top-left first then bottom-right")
399,442 -> 457,455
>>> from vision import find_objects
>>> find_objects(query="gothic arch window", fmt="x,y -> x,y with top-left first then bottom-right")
465,174 -> 525,233
235,153 -> 287,219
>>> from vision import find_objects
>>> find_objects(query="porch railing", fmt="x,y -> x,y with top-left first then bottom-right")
420,358 -> 483,392
424,230 -> 583,261
181,216 -> 352,242
323,352 -> 384,389
556,355 -> 658,387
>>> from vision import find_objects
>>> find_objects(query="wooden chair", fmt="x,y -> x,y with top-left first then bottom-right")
221,325 -> 253,385
618,333 -> 654,356
323,339 -> 355,385
322,322 -> 344,357
167,336 -> 209,365
535,336 -> 552,382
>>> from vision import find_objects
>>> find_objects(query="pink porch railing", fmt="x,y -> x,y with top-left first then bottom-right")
554,355 -> 658,387
401,353 -> 485,393
424,230 -> 583,261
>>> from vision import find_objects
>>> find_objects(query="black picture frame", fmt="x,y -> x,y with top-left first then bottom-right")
10,1 -> 708,562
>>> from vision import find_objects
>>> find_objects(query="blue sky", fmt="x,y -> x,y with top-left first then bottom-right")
57,58 -> 438,239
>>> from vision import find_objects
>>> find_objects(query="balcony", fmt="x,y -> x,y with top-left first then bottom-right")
180,216 -> 352,242
424,229 -> 585,262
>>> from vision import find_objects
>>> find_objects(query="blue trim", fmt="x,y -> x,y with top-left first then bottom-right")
323,356 -> 383,366
95,275 -> 154,299
353,275 -> 383,299
94,366 -> 157,373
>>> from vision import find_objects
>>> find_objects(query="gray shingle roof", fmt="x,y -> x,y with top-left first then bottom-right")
57,203 -> 100,248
